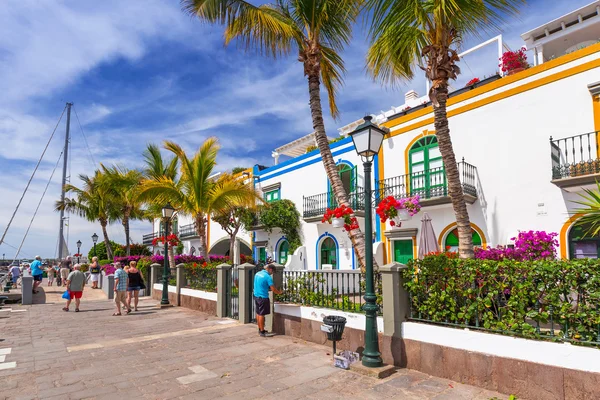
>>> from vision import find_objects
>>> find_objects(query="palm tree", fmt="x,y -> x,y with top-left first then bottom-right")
138,138 -> 258,258
212,173 -> 259,261
55,170 -> 118,260
366,0 -> 523,258
181,0 -> 369,269
99,165 -> 146,256
141,144 -> 180,267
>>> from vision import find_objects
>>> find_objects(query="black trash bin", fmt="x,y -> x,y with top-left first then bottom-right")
323,315 -> 347,354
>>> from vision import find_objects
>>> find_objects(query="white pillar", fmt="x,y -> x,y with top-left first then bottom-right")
272,151 -> 279,165
536,46 -> 544,65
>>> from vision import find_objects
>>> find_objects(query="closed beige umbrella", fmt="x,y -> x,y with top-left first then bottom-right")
418,212 -> 439,259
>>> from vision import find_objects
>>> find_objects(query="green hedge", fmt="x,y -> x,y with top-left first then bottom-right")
183,262 -> 219,292
404,254 -> 600,344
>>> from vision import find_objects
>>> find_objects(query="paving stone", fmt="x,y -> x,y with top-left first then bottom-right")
0,296 -> 508,400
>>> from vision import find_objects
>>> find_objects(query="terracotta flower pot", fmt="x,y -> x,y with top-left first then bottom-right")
507,67 -> 525,76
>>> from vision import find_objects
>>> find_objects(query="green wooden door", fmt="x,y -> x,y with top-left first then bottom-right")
393,240 -> 413,264
409,136 -> 446,198
320,237 -> 337,268
259,247 -> 266,262
279,241 -> 289,264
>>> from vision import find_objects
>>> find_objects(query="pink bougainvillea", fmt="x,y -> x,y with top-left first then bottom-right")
474,231 -> 558,261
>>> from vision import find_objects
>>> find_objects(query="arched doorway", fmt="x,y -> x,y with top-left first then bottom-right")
277,240 -> 289,265
568,222 -> 600,258
409,136 -> 445,197
442,227 -> 483,252
320,237 -> 337,269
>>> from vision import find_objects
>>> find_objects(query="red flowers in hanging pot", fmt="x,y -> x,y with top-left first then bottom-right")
152,234 -> 181,247
322,205 -> 359,232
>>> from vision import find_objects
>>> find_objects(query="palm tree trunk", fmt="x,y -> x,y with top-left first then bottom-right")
122,212 -> 130,256
306,71 -> 367,271
100,220 -> 113,260
433,86 -> 474,259
195,214 -> 208,259
229,226 -> 239,264
168,245 -> 176,270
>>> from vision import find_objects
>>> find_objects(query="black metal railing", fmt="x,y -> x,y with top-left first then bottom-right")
378,160 -> 477,201
226,266 -> 239,319
551,132 -> 600,179
142,232 -> 158,246
303,189 -> 365,218
184,265 -> 217,292
179,223 -> 197,239
279,270 -> 382,315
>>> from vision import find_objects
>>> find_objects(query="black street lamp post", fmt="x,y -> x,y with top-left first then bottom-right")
76,240 -> 82,264
92,233 -> 98,258
349,115 -> 386,368
161,203 -> 175,306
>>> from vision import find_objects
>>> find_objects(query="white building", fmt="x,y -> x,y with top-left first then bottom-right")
145,2 -> 600,267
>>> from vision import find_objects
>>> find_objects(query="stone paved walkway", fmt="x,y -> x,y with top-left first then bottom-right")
0,296 -> 510,400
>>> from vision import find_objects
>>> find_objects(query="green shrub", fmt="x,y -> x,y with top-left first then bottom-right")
404,254 -> 600,344
87,240 -> 123,261
183,262 -> 219,292
98,259 -> 110,266
79,263 -> 89,273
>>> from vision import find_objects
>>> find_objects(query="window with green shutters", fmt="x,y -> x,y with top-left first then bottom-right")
320,237 -> 337,269
264,189 -> 280,203
258,247 -> 267,262
569,223 -> 600,259
444,228 -> 482,252
278,240 -> 289,264
393,239 -> 413,264
328,163 -> 357,207
409,136 -> 446,198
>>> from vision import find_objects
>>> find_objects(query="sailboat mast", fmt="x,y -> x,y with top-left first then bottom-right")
58,102 -> 72,261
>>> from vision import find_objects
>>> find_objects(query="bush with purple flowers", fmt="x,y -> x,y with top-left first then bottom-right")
474,231 -> 558,261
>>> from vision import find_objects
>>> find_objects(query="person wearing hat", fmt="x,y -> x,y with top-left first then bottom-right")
30,255 -> 44,294
253,264 -> 282,337
63,264 -> 85,312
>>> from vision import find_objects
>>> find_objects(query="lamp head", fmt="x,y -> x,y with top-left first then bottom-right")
349,115 -> 386,161
91,233 -> 98,244
162,203 -> 175,219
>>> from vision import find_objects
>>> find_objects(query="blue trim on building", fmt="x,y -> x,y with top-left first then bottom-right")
352,247 -> 355,270
256,141 -> 355,182
373,154 -> 381,242
315,232 -> 339,270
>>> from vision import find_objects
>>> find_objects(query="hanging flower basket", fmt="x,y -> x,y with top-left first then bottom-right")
376,195 -> 421,227
397,208 -> 411,221
331,217 -> 345,228
499,48 -> 529,76
322,205 -> 359,232
152,234 -> 181,247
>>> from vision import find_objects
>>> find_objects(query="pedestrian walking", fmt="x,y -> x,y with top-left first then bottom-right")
63,264 -> 85,312
9,264 -> 20,288
60,256 -> 72,287
46,263 -> 55,286
113,262 -> 131,316
54,264 -> 62,286
30,256 -> 44,294
126,261 -> 143,312
253,264 -> 282,337
89,257 -> 101,289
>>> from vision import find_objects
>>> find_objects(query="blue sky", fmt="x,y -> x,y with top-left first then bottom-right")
0,0 -> 592,258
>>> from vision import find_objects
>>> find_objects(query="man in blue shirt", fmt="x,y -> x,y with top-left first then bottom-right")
30,256 -> 44,294
253,264 -> 282,337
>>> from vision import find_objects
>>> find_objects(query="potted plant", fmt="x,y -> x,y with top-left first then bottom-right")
152,233 -> 181,247
499,48 -> 529,76
322,205 -> 359,232
466,77 -> 480,87
376,195 -> 421,227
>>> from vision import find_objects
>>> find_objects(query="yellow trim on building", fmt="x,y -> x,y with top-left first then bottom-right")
381,44 -> 600,138
593,95 -> 600,158
412,236 -> 417,259
559,213 -> 584,259
437,222 -> 487,250
377,145 -> 387,263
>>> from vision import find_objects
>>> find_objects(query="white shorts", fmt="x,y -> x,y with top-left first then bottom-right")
90,274 -> 100,282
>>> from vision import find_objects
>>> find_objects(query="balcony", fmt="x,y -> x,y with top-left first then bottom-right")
143,232 -> 158,246
179,223 -> 198,239
378,160 -> 478,206
303,189 -> 365,221
551,132 -> 600,191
